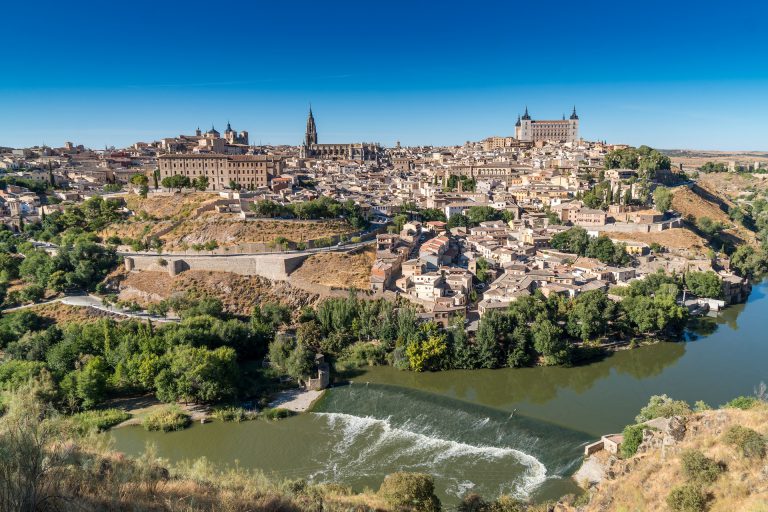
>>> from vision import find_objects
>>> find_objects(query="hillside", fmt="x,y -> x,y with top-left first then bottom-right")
116,269 -> 318,316
671,185 -> 757,247
568,403 -> 768,512
291,246 -> 375,290
159,215 -> 354,250
103,192 -> 356,250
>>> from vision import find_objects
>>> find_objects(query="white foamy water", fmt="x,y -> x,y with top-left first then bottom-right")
313,411 -> 548,499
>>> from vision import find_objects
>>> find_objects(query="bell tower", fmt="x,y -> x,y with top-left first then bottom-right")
305,107 -> 318,146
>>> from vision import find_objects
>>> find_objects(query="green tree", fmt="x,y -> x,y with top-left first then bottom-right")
653,186 -> 673,212
684,271 -> 723,299
406,331 -> 448,372
550,227 -> 590,255
532,314 -> 569,365
474,312 -> 504,368
154,345 -> 239,403
130,173 -> 149,187
160,174 -> 190,192
193,176 -> 209,191
567,290 -> 616,342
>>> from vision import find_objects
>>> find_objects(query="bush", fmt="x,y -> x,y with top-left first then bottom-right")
680,449 -> 724,484
142,406 -> 191,432
73,408 -> 130,432
635,394 -> 691,422
335,342 -> 387,371
723,425 -> 766,459
260,407 -> 294,421
212,406 -> 256,422
693,400 -> 711,412
378,472 -> 441,512
620,424 -> 647,458
722,396 -> 758,410
666,484 -> 708,512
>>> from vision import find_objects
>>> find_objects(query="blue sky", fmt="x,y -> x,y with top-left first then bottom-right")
3,0 -> 767,150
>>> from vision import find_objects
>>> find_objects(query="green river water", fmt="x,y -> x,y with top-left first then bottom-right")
111,281 -> 768,503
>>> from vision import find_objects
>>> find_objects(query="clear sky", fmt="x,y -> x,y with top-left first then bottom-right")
3,0 -> 767,150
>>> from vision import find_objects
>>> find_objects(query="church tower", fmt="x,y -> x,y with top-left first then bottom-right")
568,106 -> 579,143
305,107 -> 318,146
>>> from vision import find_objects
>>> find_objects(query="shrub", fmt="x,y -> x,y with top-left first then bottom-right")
260,408 -> 294,421
635,394 -> 691,422
458,493 -> 488,512
620,424 -> 647,458
335,342 -> 388,371
680,449 -> 724,484
723,425 -> 766,459
693,400 -> 711,412
378,472 -> 441,512
666,484 -> 708,512
142,406 -> 191,432
73,408 -> 130,432
722,396 -> 758,410
212,406 -> 256,422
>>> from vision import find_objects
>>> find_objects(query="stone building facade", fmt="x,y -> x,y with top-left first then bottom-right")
158,153 -> 283,190
515,107 -> 580,143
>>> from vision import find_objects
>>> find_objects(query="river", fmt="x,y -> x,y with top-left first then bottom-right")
110,281 -> 768,504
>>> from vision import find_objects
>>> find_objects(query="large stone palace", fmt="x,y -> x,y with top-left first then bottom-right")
299,108 -> 382,162
515,106 -> 580,143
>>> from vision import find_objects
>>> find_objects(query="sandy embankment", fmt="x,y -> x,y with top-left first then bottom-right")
268,388 -> 325,412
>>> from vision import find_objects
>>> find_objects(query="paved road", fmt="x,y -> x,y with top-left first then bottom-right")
32,238 -> 375,258
2,294 -> 178,323
116,239 -> 375,258
60,294 -> 179,323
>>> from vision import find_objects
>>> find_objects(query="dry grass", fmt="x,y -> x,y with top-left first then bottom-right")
160,216 -> 355,249
575,404 -> 768,512
672,186 -> 757,246
697,173 -> 768,202
124,192 -> 219,220
118,270 -> 318,317
604,228 -> 709,253
292,246 -> 375,290
27,302 -> 118,324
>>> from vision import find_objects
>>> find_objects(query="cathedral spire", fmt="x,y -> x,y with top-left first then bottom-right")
305,106 -> 318,146
570,106 -> 579,120
522,106 -> 531,120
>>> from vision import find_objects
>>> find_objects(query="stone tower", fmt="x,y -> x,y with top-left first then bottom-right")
569,106 -> 580,142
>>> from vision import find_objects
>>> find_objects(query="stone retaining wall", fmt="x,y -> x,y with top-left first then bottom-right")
124,253 -> 311,281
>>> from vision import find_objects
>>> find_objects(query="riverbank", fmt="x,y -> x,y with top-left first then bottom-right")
105,394 -> 212,428
268,388 -> 325,412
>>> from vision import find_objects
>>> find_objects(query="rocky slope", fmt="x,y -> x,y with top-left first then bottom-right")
568,404 -> 768,512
